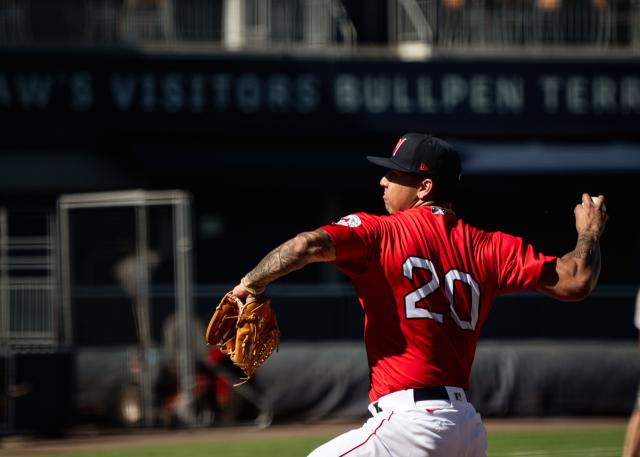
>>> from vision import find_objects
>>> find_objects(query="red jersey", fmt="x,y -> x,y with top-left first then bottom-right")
320,206 -> 556,402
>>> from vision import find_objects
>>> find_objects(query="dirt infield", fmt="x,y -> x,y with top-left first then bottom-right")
0,417 -> 628,456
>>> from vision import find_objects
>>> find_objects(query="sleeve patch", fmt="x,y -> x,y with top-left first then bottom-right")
334,214 -> 362,228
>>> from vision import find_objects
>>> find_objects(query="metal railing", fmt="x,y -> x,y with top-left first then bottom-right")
0,212 -> 58,351
391,0 -> 640,50
0,209 -> 58,434
0,0 -> 638,53
0,0 -> 356,49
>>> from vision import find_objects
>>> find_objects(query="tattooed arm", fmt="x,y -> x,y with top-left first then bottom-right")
232,229 -> 336,299
537,193 -> 608,301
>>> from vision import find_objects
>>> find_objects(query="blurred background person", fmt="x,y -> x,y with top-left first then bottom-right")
622,288 -> 640,457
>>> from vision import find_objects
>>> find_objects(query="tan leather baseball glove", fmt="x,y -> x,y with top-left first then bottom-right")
205,292 -> 280,385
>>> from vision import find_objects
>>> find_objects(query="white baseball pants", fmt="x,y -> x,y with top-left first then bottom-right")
307,387 -> 487,457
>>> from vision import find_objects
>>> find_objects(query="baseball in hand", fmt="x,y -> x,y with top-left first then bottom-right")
585,196 -> 606,213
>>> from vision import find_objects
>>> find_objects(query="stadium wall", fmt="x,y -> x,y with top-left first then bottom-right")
253,340 -> 640,422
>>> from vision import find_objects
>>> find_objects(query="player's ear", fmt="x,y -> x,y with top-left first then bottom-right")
417,178 -> 433,200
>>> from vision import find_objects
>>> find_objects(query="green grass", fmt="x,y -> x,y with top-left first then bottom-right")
7,425 -> 626,457
39,438 -> 327,457
488,426 -> 625,456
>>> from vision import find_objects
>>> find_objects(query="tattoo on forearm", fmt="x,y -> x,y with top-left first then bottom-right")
245,230 -> 334,291
247,239 -> 304,289
571,234 -> 597,260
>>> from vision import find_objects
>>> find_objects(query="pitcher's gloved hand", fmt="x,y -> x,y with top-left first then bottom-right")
205,292 -> 280,385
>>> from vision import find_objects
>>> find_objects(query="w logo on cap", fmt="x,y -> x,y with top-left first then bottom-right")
392,137 -> 407,157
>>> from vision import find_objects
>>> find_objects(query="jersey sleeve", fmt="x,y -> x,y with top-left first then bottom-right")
491,231 -> 557,294
318,212 -> 381,262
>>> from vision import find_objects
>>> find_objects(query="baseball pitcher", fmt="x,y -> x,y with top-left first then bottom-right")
213,133 -> 607,457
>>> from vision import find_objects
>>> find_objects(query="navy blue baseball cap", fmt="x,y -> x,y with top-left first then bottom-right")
366,133 -> 461,181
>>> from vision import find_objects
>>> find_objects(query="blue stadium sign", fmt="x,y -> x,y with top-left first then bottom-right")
0,52 -> 638,137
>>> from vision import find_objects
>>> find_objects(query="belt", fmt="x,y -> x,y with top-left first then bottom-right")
414,386 -> 450,402
371,386 -> 454,414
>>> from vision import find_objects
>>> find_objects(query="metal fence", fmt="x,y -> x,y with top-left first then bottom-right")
0,209 -> 58,434
0,211 -> 58,352
1,0 -> 637,52
391,0 -> 640,50
0,0 -> 356,49
57,190 -> 197,428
